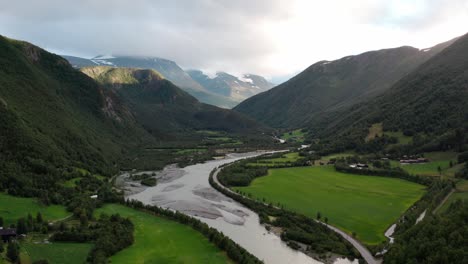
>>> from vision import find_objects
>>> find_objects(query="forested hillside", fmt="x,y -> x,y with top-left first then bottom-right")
308,33 -> 468,154
0,35 -> 155,197
235,38 -> 455,128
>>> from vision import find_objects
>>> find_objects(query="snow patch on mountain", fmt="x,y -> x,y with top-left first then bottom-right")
92,55 -> 115,60
239,75 -> 253,84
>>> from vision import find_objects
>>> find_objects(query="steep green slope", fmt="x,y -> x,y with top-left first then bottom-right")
0,36 -> 153,196
81,66 -> 267,136
310,33 -> 468,153
235,39 -> 455,128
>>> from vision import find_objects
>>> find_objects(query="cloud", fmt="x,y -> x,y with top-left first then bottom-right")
0,0 -> 467,79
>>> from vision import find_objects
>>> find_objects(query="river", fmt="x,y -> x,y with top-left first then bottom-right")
120,151 -> 356,264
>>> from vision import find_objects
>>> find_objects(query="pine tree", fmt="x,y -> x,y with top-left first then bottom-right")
0,239 -> 4,253
7,241 -> 19,263
36,212 -> 43,223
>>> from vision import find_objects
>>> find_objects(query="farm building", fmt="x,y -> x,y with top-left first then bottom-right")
0,227 -> 17,242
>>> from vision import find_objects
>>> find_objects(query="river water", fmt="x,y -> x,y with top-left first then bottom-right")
121,152 -> 355,264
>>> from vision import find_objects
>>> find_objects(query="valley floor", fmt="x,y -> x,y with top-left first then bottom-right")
234,166 -> 426,245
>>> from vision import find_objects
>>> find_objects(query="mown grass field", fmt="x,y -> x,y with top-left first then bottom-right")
21,242 -> 93,264
234,166 -> 425,245
247,152 -> 302,167
391,151 -> 459,177
0,193 -> 69,225
314,152 -> 355,165
95,204 -> 230,264
281,129 -> 306,143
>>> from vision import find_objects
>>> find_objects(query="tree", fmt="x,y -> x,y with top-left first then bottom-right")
16,218 -> 27,235
7,241 -> 19,263
437,166 -> 442,176
324,217 -> 328,224
36,212 -> 43,223
316,212 -> 321,220
0,239 -> 4,253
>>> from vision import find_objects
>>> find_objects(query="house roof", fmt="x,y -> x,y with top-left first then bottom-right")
0,228 -> 17,235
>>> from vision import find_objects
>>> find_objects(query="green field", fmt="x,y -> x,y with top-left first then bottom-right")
62,177 -> 83,188
314,152 -> 355,165
281,129 -> 306,143
175,148 -> 208,154
391,152 -> 459,177
234,166 -> 425,244
95,204 -> 230,264
385,131 -> 413,145
21,242 -> 92,264
0,193 -> 69,225
366,123 -> 413,145
248,152 -> 302,167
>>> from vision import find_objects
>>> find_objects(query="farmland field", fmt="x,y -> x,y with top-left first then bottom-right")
95,204 -> 230,264
21,242 -> 92,264
390,151 -> 459,177
247,152 -> 302,167
281,129 -> 306,142
0,193 -> 69,225
314,152 -> 355,165
234,166 -> 425,244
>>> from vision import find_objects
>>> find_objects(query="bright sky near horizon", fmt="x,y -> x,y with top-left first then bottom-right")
0,0 -> 467,82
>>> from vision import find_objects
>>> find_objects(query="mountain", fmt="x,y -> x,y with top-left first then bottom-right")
0,35 -> 155,196
234,38 -> 456,128
0,35 -> 267,197
187,70 -> 274,103
80,66 -> 266,135
308,33 -> 468,153
62,55 -> 239,108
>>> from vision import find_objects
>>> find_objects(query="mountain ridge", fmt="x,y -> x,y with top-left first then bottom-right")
62,55 -> 274,108
234,37 -> 457,128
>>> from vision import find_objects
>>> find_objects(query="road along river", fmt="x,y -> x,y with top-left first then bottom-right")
118,152 -> 356,264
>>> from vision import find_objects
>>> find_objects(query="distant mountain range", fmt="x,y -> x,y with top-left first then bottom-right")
62,55 -> 274,108
186,70 -> 274,103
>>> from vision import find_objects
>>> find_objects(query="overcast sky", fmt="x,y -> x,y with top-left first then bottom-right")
1,0 -> 467,82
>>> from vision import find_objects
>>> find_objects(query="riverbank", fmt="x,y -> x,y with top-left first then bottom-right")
211,163 -> 360,264
119,151 -> 327,264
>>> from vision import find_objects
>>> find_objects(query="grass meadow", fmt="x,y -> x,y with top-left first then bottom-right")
21,242 -> 92,264
235,166 -> 425,245
0,193 -> 69,225
95,204 -> 230,264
